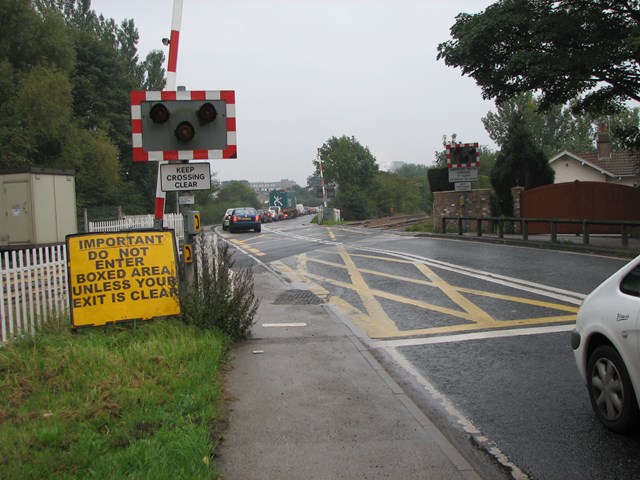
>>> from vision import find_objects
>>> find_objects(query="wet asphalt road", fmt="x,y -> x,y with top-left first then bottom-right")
218,218 -> 640,480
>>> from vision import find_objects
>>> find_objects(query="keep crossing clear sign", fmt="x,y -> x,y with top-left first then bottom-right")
66,230 -> 181,328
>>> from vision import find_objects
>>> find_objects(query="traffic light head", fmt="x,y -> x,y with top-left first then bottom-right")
131,90 -> 236,161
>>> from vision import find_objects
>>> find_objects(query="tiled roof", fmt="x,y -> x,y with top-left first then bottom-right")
570,151 -> 637,176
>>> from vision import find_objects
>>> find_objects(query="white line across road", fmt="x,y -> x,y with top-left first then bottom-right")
372,324 -> 575,349
262,323 -> 307,328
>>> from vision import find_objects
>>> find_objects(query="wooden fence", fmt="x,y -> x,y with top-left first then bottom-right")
442,216 -> 640,250
1,245 -> 69,343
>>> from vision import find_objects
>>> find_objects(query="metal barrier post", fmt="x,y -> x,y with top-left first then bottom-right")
583,221 -> 590,246
622,223 -> 629,248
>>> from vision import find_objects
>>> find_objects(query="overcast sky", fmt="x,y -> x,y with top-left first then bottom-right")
91,0 -> 497,186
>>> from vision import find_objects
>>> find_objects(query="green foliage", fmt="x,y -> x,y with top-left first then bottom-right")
315,136 -> 379,219
289,184 -> 321,208
200,181 -> 260,225
334,187 -> 374,221
0,318 -> 228,479
0,0 -> 166,213
394,163 -> 431,211
482,93 -> 595,158
405,219 -> 434,232
180,235 -> 258,341
437,1 -> 640,114
374,171 -> 424,216
316,135 -> 379,191
490,114 -> 555,216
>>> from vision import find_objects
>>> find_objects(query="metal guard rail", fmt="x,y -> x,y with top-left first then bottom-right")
441,216 -> 640,249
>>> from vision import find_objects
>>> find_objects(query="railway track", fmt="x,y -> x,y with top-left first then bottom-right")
357,214 -> 430,229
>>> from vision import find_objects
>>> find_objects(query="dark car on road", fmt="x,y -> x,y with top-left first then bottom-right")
257,209 -> 271,223
229,207 -> 261,233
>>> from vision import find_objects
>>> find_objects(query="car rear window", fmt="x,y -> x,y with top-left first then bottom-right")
620,265 -> 640,297
235,209 -> 255,216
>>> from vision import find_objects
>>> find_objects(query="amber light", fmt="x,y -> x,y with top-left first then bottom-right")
174,121 -> 195,142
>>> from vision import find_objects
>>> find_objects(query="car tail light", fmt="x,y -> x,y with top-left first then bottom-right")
232,215 -> 238,222
254,215 -> 259,221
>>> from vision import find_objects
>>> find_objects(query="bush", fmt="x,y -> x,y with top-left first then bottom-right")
179,233 -> 259,341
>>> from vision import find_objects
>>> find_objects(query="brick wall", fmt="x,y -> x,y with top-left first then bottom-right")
432,189 -> 492,232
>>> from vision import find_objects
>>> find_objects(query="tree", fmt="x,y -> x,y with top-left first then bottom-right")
215,181 -> 260,209
482,93 -> 595,158
437,1 -> 640,115
315,135 -> 379,220
374,171 -> 423,216
490,114 -> 555,216
315,136 -> 378,191
0,0 -> 168,214
394,163 -> 431,212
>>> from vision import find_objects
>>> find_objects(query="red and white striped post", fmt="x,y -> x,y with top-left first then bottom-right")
154,0 -> 183,228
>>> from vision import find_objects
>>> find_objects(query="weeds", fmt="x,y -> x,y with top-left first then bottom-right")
406,220 -> 434,232
179,234 -> 259,341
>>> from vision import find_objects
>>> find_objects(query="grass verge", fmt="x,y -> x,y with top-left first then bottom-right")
0,317 -> 229,480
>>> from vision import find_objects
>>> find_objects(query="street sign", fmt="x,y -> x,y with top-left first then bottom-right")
66,230 -> 181,327
448,167 -> 479,182
160,162 -> 211,191
179,195 -> 194,205
455,182 -> 472,192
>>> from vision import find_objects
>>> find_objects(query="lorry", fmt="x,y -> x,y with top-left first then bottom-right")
269,189 -> 297,219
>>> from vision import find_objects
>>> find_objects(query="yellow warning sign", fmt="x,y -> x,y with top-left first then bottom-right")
66,230 -> 181,328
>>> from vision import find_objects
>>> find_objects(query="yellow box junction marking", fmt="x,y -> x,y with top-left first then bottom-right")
230,238 -> 266,256
271,247 -> 578,339
66,230 -> 180,328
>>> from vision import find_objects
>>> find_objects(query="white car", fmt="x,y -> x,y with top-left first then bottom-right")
571,255 -> 640,433
222,208 -> 233,231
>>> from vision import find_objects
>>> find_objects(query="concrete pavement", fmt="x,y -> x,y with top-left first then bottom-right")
217,266 -> 484,480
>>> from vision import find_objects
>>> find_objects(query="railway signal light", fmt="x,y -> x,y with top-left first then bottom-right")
446,143 -> 480,167
130,90 -> 237,161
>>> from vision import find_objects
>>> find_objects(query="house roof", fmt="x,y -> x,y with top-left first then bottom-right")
549,150 -> 636,178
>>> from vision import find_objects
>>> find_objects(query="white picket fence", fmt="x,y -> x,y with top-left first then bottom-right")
89,213 -> 184,243
0,213 -> 189,344
1,245 -> 69,343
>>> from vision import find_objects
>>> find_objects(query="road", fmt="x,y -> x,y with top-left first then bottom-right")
214,215 -> 640,480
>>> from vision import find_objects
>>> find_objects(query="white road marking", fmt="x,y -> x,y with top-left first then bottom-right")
372,324 -> 575,348
262,323 -> 307,328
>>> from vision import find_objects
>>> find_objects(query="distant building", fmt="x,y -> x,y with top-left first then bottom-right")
250,179 -> 297,192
